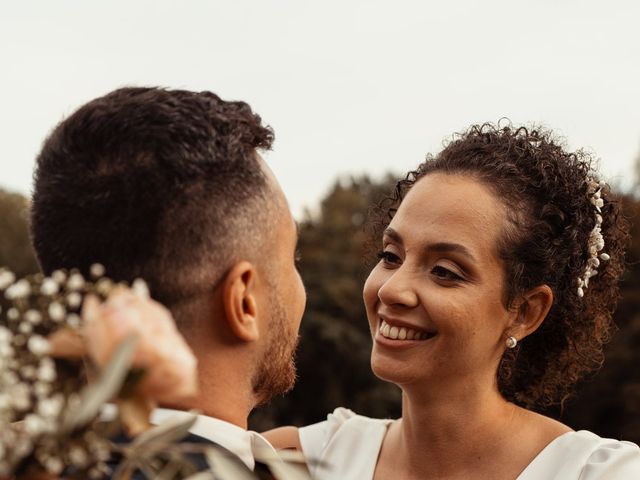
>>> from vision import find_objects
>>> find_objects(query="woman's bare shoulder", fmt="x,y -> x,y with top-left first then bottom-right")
520,407 -> 573,437
262,426 -> 303,451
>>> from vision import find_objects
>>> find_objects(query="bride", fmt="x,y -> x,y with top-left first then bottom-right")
265,124 -> 640,479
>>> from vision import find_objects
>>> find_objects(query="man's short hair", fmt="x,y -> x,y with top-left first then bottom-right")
31,86 -> 275,313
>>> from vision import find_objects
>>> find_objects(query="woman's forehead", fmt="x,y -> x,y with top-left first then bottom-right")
391,174 -> 507,255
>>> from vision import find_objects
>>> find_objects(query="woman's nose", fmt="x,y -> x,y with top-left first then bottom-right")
377,266 -> 419,308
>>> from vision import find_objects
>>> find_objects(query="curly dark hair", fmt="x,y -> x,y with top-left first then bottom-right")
31,87 -> 275,322
372,123 -> 630,410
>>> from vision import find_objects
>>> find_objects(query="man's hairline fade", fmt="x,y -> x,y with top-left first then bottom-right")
30,86 -> 277,330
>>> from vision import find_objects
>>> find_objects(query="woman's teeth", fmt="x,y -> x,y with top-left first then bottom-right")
379,320 -> 432,341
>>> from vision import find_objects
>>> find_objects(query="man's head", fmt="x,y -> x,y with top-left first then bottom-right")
31,87 -> 305,408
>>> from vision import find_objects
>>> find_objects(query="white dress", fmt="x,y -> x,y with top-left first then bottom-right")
299,408 -> 640,480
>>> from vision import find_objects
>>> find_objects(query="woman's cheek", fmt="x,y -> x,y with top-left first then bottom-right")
363,266 -> 383,310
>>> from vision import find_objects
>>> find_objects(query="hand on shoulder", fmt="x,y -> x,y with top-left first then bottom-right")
262,425 -> 303,451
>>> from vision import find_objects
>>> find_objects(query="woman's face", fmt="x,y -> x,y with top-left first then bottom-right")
364,173 -> 517,390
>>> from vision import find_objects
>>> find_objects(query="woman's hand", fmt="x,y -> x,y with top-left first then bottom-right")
262,426 -> 303,451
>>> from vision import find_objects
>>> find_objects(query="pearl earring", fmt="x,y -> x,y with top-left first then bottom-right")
506,336 -> 518,349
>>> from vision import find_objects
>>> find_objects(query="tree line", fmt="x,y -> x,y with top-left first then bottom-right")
1,174 -> 639,443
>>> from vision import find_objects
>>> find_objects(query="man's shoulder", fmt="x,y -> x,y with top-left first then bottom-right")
106,424 -> 259,479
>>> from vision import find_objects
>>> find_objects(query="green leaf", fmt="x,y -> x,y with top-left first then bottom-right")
183,472 -> 215,480
62,335 -> 138,433
204,447 -> 259,480
253,449 -> 313,480
155,452 -> 197,480
130,412 -> 198,450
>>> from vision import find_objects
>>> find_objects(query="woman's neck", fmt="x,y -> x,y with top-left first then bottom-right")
388,382 -> 523,478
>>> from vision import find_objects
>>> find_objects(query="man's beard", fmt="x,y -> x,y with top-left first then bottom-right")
251,293 -> 299,406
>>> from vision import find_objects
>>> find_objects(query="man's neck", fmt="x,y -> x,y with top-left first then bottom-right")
167,347 -> 256,429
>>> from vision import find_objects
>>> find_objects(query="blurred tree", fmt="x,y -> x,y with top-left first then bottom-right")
0,188 -> 39,276
250,175 -> 402,430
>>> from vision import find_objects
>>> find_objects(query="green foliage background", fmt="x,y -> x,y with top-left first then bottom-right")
0,190 -> 39,276
1,174 -> 639,443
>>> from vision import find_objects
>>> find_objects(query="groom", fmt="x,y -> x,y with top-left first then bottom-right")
30,87 -> 306,473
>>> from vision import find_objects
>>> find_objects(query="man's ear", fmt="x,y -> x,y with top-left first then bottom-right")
507,285 -> 554,342
222,261 -> 261,342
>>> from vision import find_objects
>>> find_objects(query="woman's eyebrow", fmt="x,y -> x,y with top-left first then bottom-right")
426,242 -> 477,262
383,228 -> 403,244
384,228 -> 476,262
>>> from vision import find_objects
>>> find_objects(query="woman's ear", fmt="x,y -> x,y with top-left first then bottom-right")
222,261 -> 260,342
507,285 -> 554,342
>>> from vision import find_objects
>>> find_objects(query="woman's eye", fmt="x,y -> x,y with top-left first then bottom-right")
431,265 -> 463,281
377,250 -> 401,266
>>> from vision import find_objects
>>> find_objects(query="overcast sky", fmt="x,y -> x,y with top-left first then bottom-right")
2,0 -> 639,217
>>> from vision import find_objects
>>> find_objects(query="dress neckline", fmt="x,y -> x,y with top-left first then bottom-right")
516,430 -> 592,479
375,420 -> 581,480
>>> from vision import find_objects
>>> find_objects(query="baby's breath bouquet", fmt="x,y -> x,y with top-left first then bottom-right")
0,267 -> 309,480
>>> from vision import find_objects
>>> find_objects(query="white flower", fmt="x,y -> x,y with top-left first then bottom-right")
37,394 -> 64,418
48,302 -> 66,322
90,467 -> 106,479
18,322 -> 33,334
45,457 -> 64,475
90,263 -> 106,278
7,308 -> 19,320
0,343 -> 15,358
0,269 -> 15,290
24,413 -> 46,435
0,326 -> 12,344
24,309 -> 43,324
93,441 -> 111,462
2,371 -> 18,385
5,279 -> 31,299
132,278 -> 150,299
13,437 -> 33,459
11,384 -> 31,411
67,292 -> 82,309
40,277 -> 59,296
34,381 -> 51,398
577,177 -> 610,299
96,278 -> 114,296
69,446 -> 89,468
37,357 -> 56,382
28,335 -> 51,356
67,273 -> 85,291
51,270 -> 67,284
20,365 -> 37,380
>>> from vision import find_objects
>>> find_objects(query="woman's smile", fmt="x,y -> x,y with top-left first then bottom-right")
375,316 -> 437,348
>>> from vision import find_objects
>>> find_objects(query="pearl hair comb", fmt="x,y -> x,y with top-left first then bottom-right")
576,178 -> 610,298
